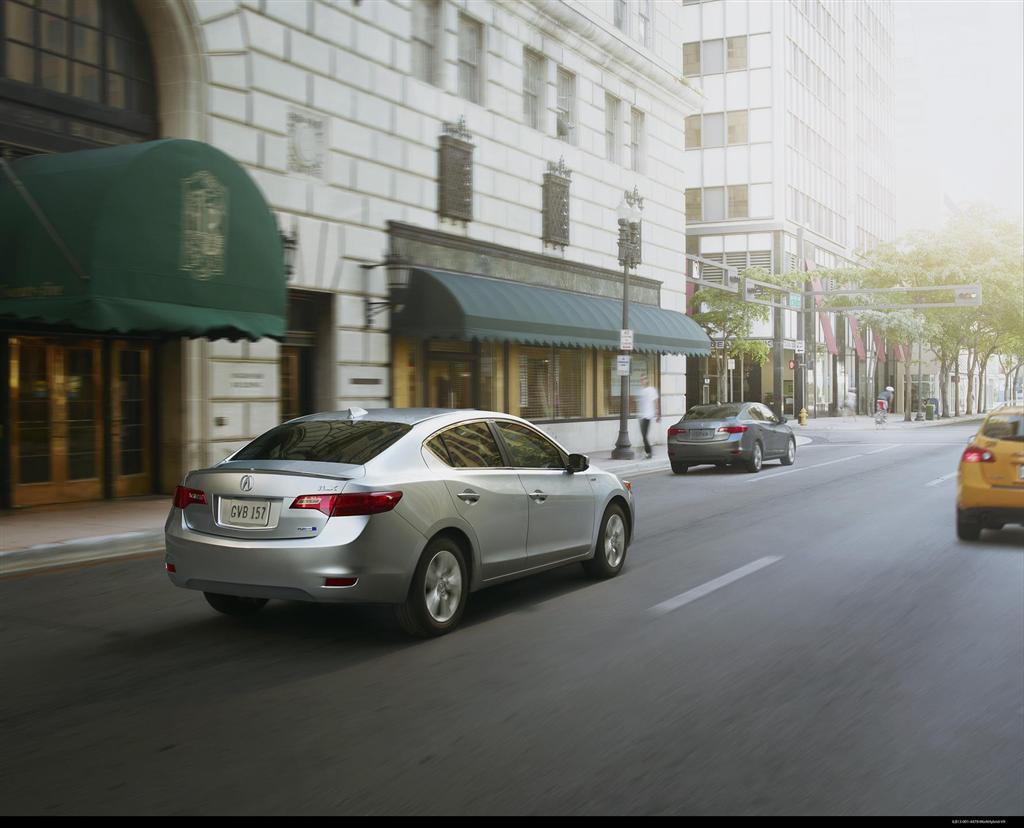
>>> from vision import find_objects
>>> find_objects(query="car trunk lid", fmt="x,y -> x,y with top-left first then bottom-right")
179,460 -> 363,540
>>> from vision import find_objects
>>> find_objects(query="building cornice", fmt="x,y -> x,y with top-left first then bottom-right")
504,0 -> 704,115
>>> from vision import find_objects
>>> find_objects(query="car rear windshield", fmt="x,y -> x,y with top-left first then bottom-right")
683,404 -> 743,420
232,420 -> 411,464
982,414 -> 1024,441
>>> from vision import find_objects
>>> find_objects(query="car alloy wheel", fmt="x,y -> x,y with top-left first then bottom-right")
424,549 -> 463,624
604,513 -> 626,569
583,504 -> 629,579
747,442 -> 763,473
781,439 -> 796,466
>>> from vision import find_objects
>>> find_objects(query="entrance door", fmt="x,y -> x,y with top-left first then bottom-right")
112,343 -> 152,497
427,359 -> 474,408
9,337 -> 103,507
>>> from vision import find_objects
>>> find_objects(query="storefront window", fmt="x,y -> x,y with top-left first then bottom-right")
601,352 -> 658,417
518,346 -> 587,421
479,341 -> 502,411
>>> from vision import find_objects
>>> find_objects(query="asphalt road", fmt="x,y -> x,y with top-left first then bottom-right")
1,424 -> 1021,816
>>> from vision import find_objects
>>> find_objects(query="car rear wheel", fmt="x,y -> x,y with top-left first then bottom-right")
956,509 -> 982,542
583,504 -> 630,580
395,536 -> 469,638
204,592 -> 268,616
780,438 -> 796,466
671,462 -> 689,474
746,442 -> 764,473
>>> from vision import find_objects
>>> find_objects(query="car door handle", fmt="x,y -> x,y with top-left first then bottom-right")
529,490 -> 548,503
457,490 -> 480,503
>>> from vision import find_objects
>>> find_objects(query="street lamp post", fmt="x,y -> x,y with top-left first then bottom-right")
611,187 -> 644,460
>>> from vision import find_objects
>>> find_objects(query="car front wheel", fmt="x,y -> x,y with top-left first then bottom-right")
395,536 -> 469,637
583,504 -> 630,579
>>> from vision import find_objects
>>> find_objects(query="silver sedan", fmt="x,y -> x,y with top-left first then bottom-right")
667,402 -> 797,474
165,408 -> 635,637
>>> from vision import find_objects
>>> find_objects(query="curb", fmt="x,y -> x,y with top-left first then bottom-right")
0,529 -> 165,577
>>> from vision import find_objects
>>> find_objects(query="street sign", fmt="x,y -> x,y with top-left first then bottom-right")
795,340 -> 805,354
713,339 -> 727,350
616,355 -> 631,376
620,329 -> 634,351
789,292 -> 802,309
703,377 -> 710,385
728,359 -> 736,370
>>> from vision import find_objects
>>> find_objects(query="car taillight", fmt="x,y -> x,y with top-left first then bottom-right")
718,425 -> 748,434
961,446 -> 995,463
668,427 -> 683,437
173,486 -> 207,508
289,491 -> 403,516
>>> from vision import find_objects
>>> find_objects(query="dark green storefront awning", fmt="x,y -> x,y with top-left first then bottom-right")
394,268 -> 711,355
0,139 -> 285,340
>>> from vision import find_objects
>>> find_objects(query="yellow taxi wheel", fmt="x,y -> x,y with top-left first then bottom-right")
956,509 -> 981,542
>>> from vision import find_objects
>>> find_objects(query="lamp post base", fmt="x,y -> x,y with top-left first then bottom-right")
611,434 -> 635,460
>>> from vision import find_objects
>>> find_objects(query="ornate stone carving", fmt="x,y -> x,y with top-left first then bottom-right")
438,117 -> 474,223
543,157 -> 572,249
287,108 -> 326,179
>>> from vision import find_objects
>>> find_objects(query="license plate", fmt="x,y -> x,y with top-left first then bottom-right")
222,499 -> 271,527
696,429 -> 714,440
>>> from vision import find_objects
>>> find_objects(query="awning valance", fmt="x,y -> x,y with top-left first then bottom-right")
393,268 -> 711,355
0,139 -> 285,340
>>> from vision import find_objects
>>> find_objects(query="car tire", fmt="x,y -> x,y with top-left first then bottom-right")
671,462 -> 689,474
582,504 -> 630,580
745,441 -> 764,473
395,536 -> 469,638
204,592 -> 268,616
780,438 -> 796,466
956,509 -> 982,542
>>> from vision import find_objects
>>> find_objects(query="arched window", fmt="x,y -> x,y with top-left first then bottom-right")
1,0 -> 156,154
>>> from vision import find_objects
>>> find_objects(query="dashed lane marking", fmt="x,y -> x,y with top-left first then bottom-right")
650,556 -> 783,616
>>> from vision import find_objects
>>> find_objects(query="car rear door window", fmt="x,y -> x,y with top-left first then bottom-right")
982,414 -> 1024,441
438,422 -> 505,468
232,420 -> 410,464
495,422 -> 566,469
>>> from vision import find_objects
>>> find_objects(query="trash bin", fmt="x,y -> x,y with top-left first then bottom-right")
925,403 -> 936,421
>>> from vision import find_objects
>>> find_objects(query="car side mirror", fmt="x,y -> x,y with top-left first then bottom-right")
567,453 -> 590,474
779,416 -> 788,424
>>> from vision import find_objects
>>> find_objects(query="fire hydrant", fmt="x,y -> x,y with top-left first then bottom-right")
798,407 -> 808,426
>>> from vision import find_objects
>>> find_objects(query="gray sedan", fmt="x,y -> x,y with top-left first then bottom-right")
667,402 -> 796,474
165,408 -> 635,637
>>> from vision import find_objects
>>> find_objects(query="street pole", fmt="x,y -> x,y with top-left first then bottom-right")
612,188 -> 643,460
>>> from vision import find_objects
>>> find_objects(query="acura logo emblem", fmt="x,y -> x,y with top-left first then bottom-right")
240,475 -> 254,493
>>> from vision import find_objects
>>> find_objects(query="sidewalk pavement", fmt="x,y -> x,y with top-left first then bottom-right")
0,413 -> 984,577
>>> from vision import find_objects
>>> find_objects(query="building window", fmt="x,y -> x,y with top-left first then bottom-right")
410,0 -> 439,85
639,0 -> 653,48
556,67 -> 576,144
727,110 -> 748,144
519,347 -> 587,421
702,112 -> 724,147
702,39 -> 724,74
728,184 -> 748,218
685,114 -> 701,148
605,93 -> 620,163
601,352 -> 657,417
614,0 -> 627,32
683,42 -> 700,77
0,0 -> 155,130
457,13 -> 482,104
685,188 -> 702,223
630,107 -> 644,173
704,187 -> 725,221
523,48 -> 544,130
727,36 -> 747,71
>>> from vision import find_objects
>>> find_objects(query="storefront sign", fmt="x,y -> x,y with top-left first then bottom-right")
181,170 -> 227,282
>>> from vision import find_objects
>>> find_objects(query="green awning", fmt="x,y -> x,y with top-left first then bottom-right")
0,139 -> 285,340
394,268 -> 711,355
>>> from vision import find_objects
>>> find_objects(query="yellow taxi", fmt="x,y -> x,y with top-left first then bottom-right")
957,405 -> 1024,540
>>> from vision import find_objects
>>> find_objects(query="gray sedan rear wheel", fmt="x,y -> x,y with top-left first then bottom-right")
746,441 -> 764,473
780,438 -> 796,466
583,504 -> 629,580
395,536 -> 469,637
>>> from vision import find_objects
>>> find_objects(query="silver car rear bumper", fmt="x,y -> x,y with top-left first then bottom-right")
164,508 -> 426,604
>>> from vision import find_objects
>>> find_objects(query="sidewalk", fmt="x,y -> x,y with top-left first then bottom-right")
0,413 -> 984,577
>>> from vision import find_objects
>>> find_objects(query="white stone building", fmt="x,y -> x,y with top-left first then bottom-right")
0,0 -> 707,508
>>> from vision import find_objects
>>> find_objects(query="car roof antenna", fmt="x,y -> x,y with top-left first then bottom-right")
345,407 -> 368,418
